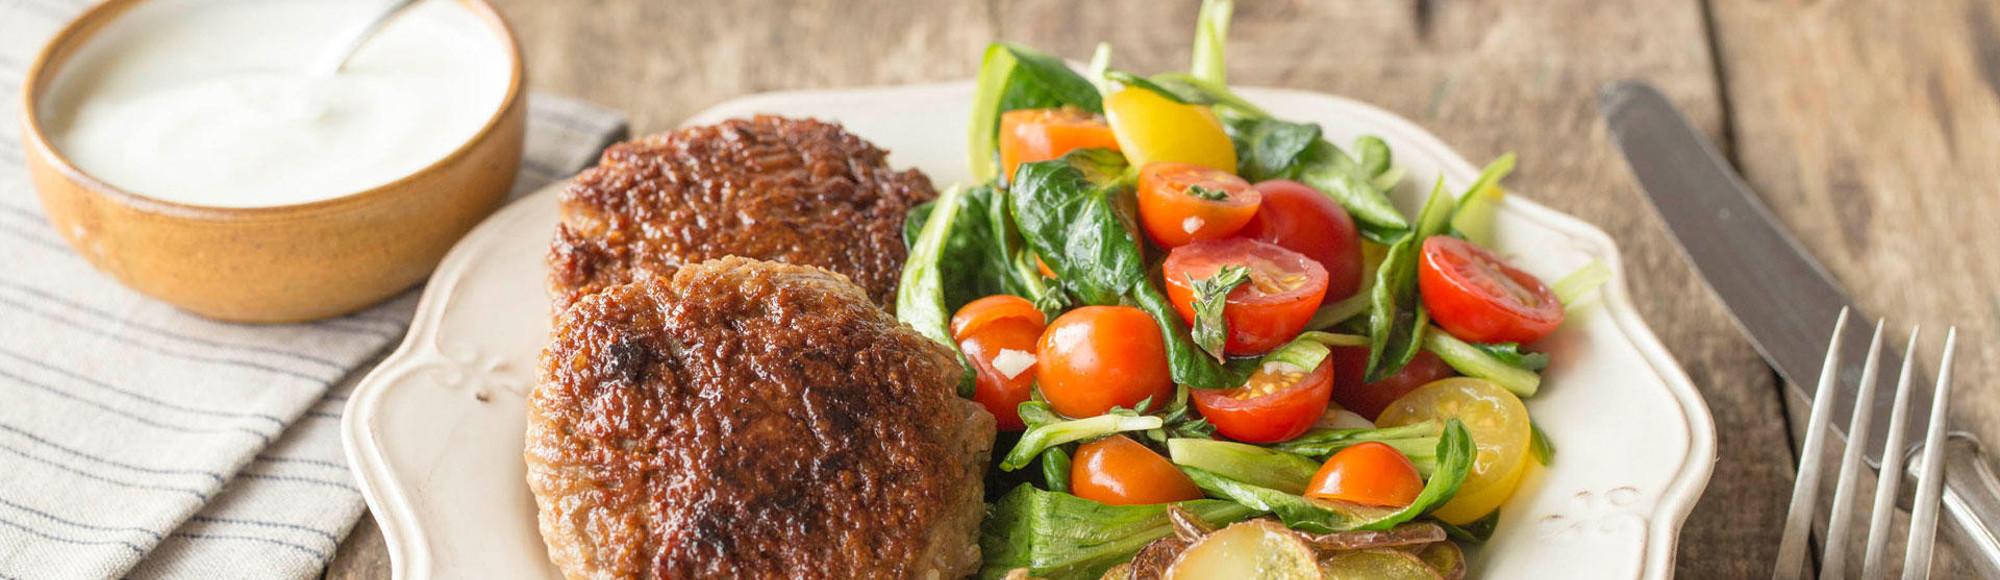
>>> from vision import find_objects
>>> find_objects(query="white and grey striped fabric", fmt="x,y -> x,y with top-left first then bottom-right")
0,1 -> 629,578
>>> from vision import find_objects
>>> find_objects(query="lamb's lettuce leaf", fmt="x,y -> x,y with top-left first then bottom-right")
1180,419 -> 1474,534
979,484 -> 1258,580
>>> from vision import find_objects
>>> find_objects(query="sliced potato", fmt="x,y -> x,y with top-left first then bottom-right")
1415,542 -> 1466,580
1098,563 -> 1133,580
1302,522 -> 1447,551
1318,549 -> 1444,580
1164,520 -> 1320,580
1127,537 -> 1191,580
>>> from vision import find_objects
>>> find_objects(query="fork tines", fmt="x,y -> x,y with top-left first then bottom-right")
1772,309 -> 1961,580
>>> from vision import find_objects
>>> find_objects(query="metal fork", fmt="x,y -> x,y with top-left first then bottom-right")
1773,309 -> 1961,579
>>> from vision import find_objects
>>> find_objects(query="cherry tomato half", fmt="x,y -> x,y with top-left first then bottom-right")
1104,88 -> 1236,173
953,296 -> 1048,431
951,294 -> 1046,342
1136,163 -> 1261,248
1377,378 -> 1532,524
1037,306 -> 1175,418
1072,435 -> 1206,505
1242,180 -> 1366,302
1328,347 -> 1456,421
1305,441 -> 1424,508
1163,239 -> 1329,356
1417,236 -> 1564,344
998,107 -> 1121,185
1191,358 -> 1335,443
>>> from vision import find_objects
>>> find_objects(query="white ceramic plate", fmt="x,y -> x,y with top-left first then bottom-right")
343,81 -> 1717,579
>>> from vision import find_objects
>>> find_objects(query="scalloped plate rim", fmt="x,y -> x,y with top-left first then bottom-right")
343,80 -> 1718,580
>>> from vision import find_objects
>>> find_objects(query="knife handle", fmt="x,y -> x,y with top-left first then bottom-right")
1932,433 -> 2000,576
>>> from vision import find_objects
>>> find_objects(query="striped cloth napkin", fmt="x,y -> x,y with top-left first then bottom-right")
0,1 -> 628,578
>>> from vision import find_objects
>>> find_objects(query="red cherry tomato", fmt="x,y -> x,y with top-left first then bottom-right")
1162,239 -> 1329,356
1417,236 -> 1564,344
1191,358 -> 1335,443
951,295 -> 1046,342
1305,441 -> 1425,508
1136,162 -> 1261,248
1328,347 -> 1456,421
1037,306 -> 1175,418
1242,180 -> 1365,302
952,296 -> 1048,431
998,107 -> 1121,184
1071,435 -> 1206,505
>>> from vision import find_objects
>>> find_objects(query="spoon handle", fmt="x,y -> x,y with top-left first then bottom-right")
313,0 -> 422,75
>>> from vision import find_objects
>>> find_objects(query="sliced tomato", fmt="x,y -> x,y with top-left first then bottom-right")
1191,358 -> 1335,443
998,107 -> 1121,185
1305,441 -> 1424,508
1072,435 -> 1206,505
1162,239 -> 1329,356
951,294 -> 1046,342
1377,378 -> 1532,524
1328,347 -> 1455,421
1418,236 -> 1563,344
1242,180 -> 1366,302
1037,306 -> 1175,418
1136,162 -> 1261,248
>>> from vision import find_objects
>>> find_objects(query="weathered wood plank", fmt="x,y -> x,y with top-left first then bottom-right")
992,0 -> 1785,576
1710,0 -> 2000,575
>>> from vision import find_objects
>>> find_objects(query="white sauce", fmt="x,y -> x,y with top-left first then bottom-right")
40,0 -> 509,208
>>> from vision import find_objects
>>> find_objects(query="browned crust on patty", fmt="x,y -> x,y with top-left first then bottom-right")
547,116 -> 936,313
527,257 -> 994,579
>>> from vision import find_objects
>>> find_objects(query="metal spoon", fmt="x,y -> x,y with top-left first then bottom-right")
312,0 -> 421,75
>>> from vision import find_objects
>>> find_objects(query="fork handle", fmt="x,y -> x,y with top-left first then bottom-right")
1931,434 -> 2000,577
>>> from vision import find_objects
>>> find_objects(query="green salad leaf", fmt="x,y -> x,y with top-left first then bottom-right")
1422,331 -> 1543,397
1448,154 -> 1515,245
1438,510 -> 1502,543
1042,446 -> 1074,493
1010,150 -> 1236,390
1273,420 -> 1445,476
1552,259 -> 1612,307
1181,419 -> 1474,534
896,185 -> 982,396
1167,438 -> 1320,495
1228,117 -> 1321,182
968,44 -> 1106,183
1184,420 -> 1472,532
1530,420 -> 1556,466
1191,0 -> 1232,85
1363,177 -> 1453,382
1000,403 -> 1162,471
979,484 -> 1258,580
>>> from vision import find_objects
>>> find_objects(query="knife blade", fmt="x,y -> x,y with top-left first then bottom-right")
1599,79 -> 2000,574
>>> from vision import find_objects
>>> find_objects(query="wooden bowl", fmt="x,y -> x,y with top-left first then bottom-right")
15,0 -> 527,323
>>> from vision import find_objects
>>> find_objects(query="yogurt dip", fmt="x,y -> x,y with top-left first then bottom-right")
38,0 -> 511,208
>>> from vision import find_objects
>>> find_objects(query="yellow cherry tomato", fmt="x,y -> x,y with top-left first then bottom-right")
1375,377 -> 1532,524
1104,88 -> 1237,173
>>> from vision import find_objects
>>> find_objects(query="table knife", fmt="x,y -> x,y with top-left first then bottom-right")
1599,79 -> 2000,575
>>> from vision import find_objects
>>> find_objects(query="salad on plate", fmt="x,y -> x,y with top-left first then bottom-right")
898,2 -> 1609,578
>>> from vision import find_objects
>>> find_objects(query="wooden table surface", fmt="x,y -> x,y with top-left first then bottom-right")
328,0 -> 2000,577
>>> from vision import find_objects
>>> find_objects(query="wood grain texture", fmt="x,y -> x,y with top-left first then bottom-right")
327,0 -> 1810,577
1710,0 -> 2000,575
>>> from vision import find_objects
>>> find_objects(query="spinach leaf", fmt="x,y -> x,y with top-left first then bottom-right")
968,44 -> 1105,183
1294,139 -> 1411,244
900,185 -> 1066,326
1181,419 -> 1474,533
1437,510 -> 1502,543
979,484 -> 1258,580
1011,150 -> 1237,390
1000,404 -> 1161,471
896,185 -> 981,396
1227,117 -> 1322,182
1364,177 -> 1454,381
1188,266 -> 1249,361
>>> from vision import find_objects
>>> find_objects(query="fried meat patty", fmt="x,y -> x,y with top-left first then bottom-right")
527,257 -> 995,580
548,115 -> 936,312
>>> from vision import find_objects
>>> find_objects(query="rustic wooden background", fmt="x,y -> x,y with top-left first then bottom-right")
328,0 -> 2000,577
